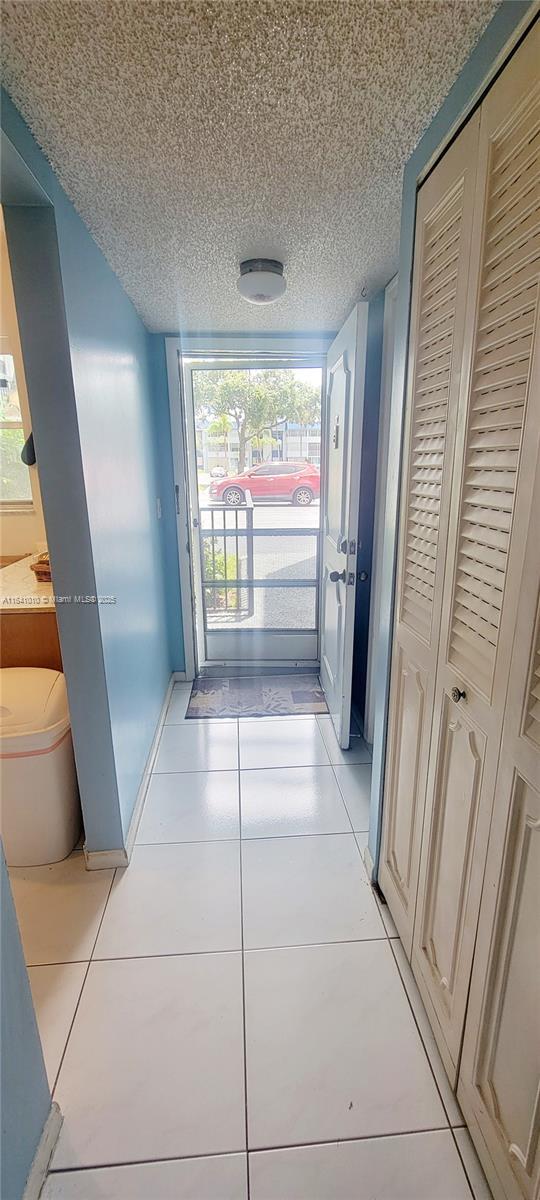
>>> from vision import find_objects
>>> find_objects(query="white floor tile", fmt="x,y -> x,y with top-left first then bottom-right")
317,716 -> 371,765
53,953 -> 245,1168
27,963 -> 87,1087
390,939 -> 465,1127
43,1155 -> 248,1199
137,770 -> 240,843
244,940 -> 446,1148
9,855 -> 114,966
333,763 -> 371,830
454,1127 -> 493,1200
155,721 -> 238,773
240,766 -> 350,838
94,842 -> 241,958
242,834 -> 384,949
249,1130 -> 471,1199
239,717 -> 329,770
165,683 -> 194,723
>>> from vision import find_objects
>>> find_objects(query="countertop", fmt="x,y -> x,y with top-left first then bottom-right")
0,555 -> 55,613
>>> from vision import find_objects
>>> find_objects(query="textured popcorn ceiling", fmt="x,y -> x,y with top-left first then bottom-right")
1,0 -> 498,333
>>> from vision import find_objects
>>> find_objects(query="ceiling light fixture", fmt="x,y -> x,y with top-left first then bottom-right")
237,258 -> 286,305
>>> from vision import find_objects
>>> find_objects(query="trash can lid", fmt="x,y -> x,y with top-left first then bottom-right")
0,668 -> 70,740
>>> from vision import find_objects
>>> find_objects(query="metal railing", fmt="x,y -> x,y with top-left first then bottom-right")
199,490 -> 320,632
200,491 -> 255,619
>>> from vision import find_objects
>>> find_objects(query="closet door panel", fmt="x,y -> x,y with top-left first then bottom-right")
418,700 -> 485,1019
379,113 -> 480,955
382,647 -> 426,907
458,465 -> 540,1200
412,19 -> 540,1082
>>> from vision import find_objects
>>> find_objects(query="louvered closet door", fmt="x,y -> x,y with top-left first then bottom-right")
378,113 -> 480,956
457,457 -> 540,1200
411,19 -> 540,1085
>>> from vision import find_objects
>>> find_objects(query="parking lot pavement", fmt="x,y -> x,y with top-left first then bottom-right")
200,501 -> 321,630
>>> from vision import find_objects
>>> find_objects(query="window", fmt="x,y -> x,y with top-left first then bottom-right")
253,462 -> 299,475
0,351 -> 32,503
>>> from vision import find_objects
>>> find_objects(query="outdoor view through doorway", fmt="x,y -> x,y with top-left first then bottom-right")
185,363 -> 323,666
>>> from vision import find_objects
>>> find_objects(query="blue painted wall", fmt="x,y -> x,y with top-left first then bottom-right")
1,93 -> 183,845
1,846 -> 51,1200
369,0 -> 537,873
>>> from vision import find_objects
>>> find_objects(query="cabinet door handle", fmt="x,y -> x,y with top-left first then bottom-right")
451,687 -> 466,703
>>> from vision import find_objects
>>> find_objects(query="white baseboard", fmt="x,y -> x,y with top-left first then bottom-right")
363,842 -> 375,882
172,670 -> 191,682
23,1102 -> 63,1200
84,675 -> 175,871
84,846 -> 129,869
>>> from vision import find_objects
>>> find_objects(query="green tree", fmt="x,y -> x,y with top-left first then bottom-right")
207,413 -> 231,460
193,369 -> 319,472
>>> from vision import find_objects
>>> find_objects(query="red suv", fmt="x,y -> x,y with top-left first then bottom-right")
209,461 -> 320,506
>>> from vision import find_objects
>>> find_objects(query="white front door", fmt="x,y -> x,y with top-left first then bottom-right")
319,304 -> 368,746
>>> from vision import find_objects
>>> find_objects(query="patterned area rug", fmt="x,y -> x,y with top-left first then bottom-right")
185,675 -> 328,719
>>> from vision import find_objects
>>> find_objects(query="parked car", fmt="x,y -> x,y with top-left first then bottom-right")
209,461 -> 320,505
210,465 -> 227,478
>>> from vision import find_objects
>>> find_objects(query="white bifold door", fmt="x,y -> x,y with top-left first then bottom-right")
380,18 -> 540,1196
458,455 -> 540,1200
319,304 -> 368,746
378,108 -> 481,960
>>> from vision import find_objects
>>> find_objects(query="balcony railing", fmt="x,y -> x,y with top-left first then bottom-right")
199,491 -> 320,633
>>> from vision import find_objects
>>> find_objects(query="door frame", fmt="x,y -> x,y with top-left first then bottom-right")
165,335 -> 331,675
320,303 -> 369,746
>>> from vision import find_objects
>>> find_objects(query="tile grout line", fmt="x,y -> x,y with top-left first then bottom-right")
237,721 -> 251,1200
449,1126 -> 477,1200
153,761 -> 370,776
48,1123 -> 458,1176
32,935 -> 395,972
136,829 -> 369,849
328,760 -> 363,845
50,866 -> 117,1100
387,937 -> 462,1136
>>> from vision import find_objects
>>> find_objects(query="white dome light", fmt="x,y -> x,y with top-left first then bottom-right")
237,258 -> 286,305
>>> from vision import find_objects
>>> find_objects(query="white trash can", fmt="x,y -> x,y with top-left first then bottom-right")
0,667 -> 81,866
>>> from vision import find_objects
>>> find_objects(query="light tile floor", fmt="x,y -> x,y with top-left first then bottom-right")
10,689 -> 491,1198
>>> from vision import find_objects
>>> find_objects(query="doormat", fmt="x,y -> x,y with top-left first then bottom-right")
185,675 -> 328,719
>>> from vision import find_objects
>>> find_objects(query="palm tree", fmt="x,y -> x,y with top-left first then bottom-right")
207,413 -> 231,468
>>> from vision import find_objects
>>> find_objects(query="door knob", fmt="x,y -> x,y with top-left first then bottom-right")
330,569 -> 346,583
451,687 -> 466,703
